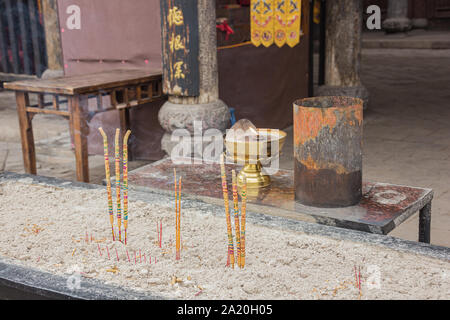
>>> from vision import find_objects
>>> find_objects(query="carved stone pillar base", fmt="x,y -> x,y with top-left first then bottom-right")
41,69 -> 64,79
158,99 -> 230,155
316,85 -> 369,110
383,17 -> 412,33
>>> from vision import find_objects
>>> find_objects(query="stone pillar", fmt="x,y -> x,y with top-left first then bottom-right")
41,0 -> 64,79
158,0 -> 230,157
316,0 -> 369,109
382,0 -> 412,33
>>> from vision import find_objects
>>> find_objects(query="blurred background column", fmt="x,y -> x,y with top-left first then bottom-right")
316,0 -> 369,109
41,0 -> 63,78
382,0 -> 412,33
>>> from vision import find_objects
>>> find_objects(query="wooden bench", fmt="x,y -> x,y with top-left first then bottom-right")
4,69 -> 165,183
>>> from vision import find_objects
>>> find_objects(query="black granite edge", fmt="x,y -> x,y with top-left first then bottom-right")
387,192 -> 434,235
0,257 -> 164,300
0,172 -> 449,300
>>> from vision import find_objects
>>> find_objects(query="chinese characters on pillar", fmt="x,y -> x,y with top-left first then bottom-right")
160,0 -> 199,96
251,0 -> 302,48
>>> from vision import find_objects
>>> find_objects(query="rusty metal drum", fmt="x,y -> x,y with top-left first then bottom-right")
293,96 -> 363,207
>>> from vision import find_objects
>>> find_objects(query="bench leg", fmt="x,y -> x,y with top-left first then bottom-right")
16,92 -> 36,175
419,201 -> 431,243
69,95 -> 89,182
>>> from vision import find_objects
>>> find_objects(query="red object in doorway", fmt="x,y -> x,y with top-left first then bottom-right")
216,20 -> 235,41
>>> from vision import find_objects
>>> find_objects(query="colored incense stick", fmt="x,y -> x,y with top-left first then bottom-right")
240,177 -> 247,268
231,170 -> 241,268
358,267 -> 361,291
126,249 -> 130,262
114,129 -> 122,242
174,169 -> 178,253
220,154 -> 235,268
122,130 -> 131,244
98,244 -> 102,256
176,177 -> 182,260
115,248 -> 119,261
139,249 -> 142,263
99,128 -> 115,241
107,246 -> 110,260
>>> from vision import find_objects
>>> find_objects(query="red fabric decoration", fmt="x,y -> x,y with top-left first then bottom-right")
216,20 -> 235,41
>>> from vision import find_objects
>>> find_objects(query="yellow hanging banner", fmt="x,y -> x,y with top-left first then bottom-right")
286,0 -> 301,47
252,0 -> 301,48
274,0 -> 287,47
251,0 -> 275,48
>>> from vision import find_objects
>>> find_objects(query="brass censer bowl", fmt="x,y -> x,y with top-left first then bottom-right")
225,129 -> 287,189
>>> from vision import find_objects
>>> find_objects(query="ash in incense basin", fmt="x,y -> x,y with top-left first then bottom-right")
225,119 -> 286,189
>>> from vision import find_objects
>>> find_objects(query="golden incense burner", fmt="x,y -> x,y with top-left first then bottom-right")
225,129 -> 287,189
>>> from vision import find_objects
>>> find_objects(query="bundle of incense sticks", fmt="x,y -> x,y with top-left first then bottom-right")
240,177 -> 247,269
174,169 -> 182,260
157,220 -> 163,248
115,129 -> 122,242
99,128 -> 132,242
231,170 -> 242,268
99,127 -> 115,241
220,155 -> 247,269
220,154 -> 235,268
123,130 -> 131,244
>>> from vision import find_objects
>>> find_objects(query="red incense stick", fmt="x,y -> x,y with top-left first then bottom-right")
143,253 -> 146,264
139,249 -> 142,263
134,251 -> 137,264
98,244 -> 102,257
115,248 -> 119,261
106,246 -> 110,260
358,267 -> 362,291
126,249 -> 130,262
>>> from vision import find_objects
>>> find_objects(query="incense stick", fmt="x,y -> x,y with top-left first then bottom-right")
122,130 -> 131,245
176,177 -> 182,260
99,128 -> 115,241
240,177 -> 247,269
232,170 -> 241,268
114,129 -> 122,242
174,169 -> 178,257
220,154 -> 235,268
